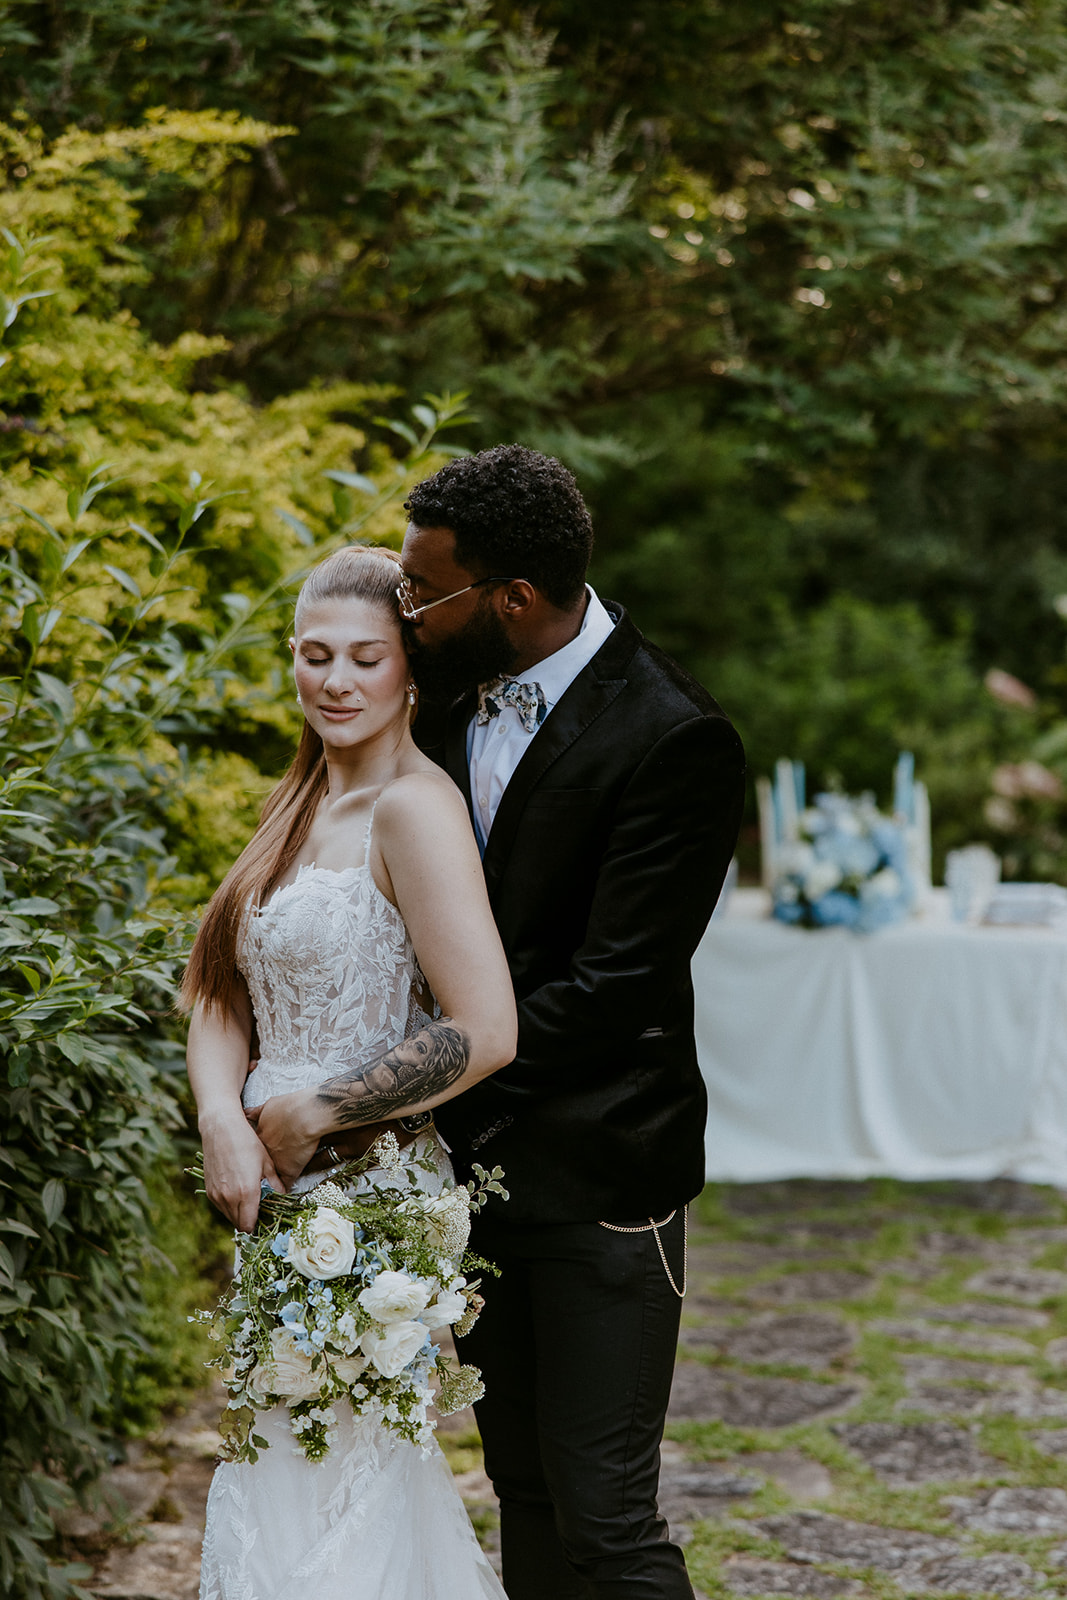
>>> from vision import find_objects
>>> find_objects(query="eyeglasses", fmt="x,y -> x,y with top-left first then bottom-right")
396,573 -> 512,622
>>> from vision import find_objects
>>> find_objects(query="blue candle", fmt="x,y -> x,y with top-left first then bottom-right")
893,751 -> 915,820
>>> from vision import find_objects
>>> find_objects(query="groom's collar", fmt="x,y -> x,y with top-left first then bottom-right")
442,600 -> 640,893
503,586 -> 617,712
442,599 -> 638,746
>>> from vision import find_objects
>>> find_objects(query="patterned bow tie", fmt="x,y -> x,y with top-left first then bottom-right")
476,676 -> 548,734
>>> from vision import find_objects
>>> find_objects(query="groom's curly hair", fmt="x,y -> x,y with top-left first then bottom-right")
404,444 -> 594,610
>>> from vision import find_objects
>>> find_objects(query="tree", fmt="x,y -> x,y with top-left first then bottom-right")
0,0 -> 632,407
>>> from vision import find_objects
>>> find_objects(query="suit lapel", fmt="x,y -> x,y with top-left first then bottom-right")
479,608 -> 639,895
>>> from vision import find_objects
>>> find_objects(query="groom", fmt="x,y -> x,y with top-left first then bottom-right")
399,446 -> 745,1600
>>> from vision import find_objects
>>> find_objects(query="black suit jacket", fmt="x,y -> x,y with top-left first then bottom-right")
422,603 -> 745,1223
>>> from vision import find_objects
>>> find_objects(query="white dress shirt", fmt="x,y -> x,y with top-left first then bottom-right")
467,587 -> 616,849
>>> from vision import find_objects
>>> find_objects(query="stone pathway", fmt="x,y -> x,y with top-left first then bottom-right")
66,1178 -> 1067,1598
665,1178 -> 1067,1598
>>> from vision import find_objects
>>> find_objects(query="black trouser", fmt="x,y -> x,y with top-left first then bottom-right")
461,1208 -> 693,1600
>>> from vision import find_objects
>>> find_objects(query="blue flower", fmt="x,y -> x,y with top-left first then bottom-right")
773,900 -> 805,925
810,890 -> 861,929
280,1301 -> 306,1329
310,1329 -> 326,1348
820,830 -> 880,879
271,1232 -> 292,1258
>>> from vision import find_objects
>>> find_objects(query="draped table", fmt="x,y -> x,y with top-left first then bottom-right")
692,888 -> 1067,1186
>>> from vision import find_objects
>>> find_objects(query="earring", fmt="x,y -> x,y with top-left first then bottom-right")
407,683 -> 417,706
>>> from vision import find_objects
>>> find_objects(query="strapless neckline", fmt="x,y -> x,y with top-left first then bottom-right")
257,858 -> 400,922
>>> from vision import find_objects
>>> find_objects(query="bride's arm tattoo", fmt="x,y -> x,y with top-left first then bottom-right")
315,1018 -> 471,1127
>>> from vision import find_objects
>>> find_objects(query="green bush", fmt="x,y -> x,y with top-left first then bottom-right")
0,752 -> 187,1600
115,1159 -> 233,1437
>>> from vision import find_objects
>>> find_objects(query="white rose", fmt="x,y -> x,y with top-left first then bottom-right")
803,861 -> 842,900
253,1327 -> 321,1402
427,1289 -> 467,1327
330,1351 -> 369,1386
361,1319 -> 427,1378
287,1207 -> 356,1281
358,1270 -> 431,1323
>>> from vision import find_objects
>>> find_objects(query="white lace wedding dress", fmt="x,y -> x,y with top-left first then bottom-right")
199,820 -> 505,1600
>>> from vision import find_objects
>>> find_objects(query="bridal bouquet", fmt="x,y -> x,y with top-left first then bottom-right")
772,791 -> 914,932
191,1134 -> 507,1464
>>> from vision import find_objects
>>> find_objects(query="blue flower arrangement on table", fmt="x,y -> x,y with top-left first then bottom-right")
759,756 -> 927,933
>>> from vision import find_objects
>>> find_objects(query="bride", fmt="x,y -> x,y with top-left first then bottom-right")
182,545 -> 515,1599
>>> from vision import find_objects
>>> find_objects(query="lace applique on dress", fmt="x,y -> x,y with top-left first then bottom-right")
237,806 -> 435,1110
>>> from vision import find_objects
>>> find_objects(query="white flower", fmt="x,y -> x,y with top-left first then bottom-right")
287,1208 -> 356,1281
778,841 -> 816,875
866,867 -> 902,899
416,1189 -> 472,1258
803,861 -> 842,900
252,1327 -> 321,1402
436,1362 -> 485,1416
330,1351 -> 368,1386
358,1270 -> 431,1324
361,1320 -> 426,1378
427,1289 -> 468,1328
335,1310 -> 359,1352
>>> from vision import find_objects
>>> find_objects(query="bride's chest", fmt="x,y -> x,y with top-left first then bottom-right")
240,866 -> 409,989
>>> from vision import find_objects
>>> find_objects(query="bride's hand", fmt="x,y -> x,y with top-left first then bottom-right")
245,1090 -> 321,1191
200,1109 -> 282,1233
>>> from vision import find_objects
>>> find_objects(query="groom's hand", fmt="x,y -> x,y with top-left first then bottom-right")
301,1121 -> 420,1175
245,1089 -> 322,1190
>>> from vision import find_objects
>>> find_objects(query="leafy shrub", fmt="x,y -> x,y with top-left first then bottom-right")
115,1161 -> 233,1437
0,756 -> 187,1600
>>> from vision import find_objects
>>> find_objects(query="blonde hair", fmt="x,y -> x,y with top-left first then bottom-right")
180,545 -> 405,1013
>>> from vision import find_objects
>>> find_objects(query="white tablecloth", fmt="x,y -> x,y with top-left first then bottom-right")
693,889 -> 1067,1186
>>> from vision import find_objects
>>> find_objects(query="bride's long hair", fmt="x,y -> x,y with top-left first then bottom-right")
180,544 -> 407,1014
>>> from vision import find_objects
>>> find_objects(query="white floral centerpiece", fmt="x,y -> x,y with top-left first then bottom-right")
191,1134 -> 506,1464
758,756 -> 927,932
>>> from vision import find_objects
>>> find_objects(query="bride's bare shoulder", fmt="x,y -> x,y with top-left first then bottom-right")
374,765 -> 470,836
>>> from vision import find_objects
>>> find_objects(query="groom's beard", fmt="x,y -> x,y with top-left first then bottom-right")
409,599 -> 519,704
